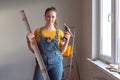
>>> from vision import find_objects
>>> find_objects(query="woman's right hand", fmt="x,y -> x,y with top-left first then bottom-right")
26,33 -> 35,42
26,33 -> 35,53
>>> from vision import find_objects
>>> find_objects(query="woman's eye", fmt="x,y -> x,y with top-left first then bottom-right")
52,16 -> 54,18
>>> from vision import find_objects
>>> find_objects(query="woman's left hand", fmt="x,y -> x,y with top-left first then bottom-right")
64,31 -> 71,41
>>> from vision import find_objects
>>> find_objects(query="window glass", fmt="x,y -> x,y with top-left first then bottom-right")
118,0 -> 120,63
100,0 -> 112,57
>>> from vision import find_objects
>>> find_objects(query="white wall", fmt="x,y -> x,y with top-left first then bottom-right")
80,0 -> 92,80
0,0 -> 82,80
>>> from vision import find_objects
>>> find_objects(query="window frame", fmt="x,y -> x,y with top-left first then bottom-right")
97,0 -> 116,63
115,0 -> 120,64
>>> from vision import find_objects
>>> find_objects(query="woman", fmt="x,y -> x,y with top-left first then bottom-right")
26,7 -> 71,80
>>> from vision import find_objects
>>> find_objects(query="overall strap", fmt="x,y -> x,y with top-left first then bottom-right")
40,27 -> 42,39
55,29 -> 59,40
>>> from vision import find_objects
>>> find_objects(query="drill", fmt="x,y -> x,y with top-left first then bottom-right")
62,24 -> 73,42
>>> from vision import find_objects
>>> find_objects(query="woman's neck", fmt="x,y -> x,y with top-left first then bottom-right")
44,24 -> 56,31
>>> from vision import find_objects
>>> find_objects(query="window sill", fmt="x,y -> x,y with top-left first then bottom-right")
87,58 -> 120,80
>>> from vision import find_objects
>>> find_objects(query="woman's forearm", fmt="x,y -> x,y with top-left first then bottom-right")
26,36 -> 34,53
61,38 -> 70,54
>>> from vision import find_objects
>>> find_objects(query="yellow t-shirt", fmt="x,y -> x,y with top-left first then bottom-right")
34,27 -> 64,46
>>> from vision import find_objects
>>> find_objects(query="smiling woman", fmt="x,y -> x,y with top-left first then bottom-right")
26,7 -> 71,80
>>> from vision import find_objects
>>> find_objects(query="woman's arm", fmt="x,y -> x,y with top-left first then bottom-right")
60,31 -> 71,54
26,33 -> 35,53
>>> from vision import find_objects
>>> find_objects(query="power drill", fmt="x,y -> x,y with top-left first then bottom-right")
62,24 -> 73,42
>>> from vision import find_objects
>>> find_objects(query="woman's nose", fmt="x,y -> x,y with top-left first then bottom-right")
50,17 -> 52,20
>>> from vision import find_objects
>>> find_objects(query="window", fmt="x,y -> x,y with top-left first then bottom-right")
100,0 -> 112,57
117,0 -> 120,63
95,0 -> 120,64
99,0 -> 114,63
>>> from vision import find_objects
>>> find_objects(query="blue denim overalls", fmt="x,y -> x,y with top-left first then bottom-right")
34,28 -> 63,80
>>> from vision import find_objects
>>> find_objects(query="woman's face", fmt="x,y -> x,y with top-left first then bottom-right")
45,11 -> 57,25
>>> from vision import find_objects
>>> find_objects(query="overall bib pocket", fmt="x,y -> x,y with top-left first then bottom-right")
48,51 -> 63,65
